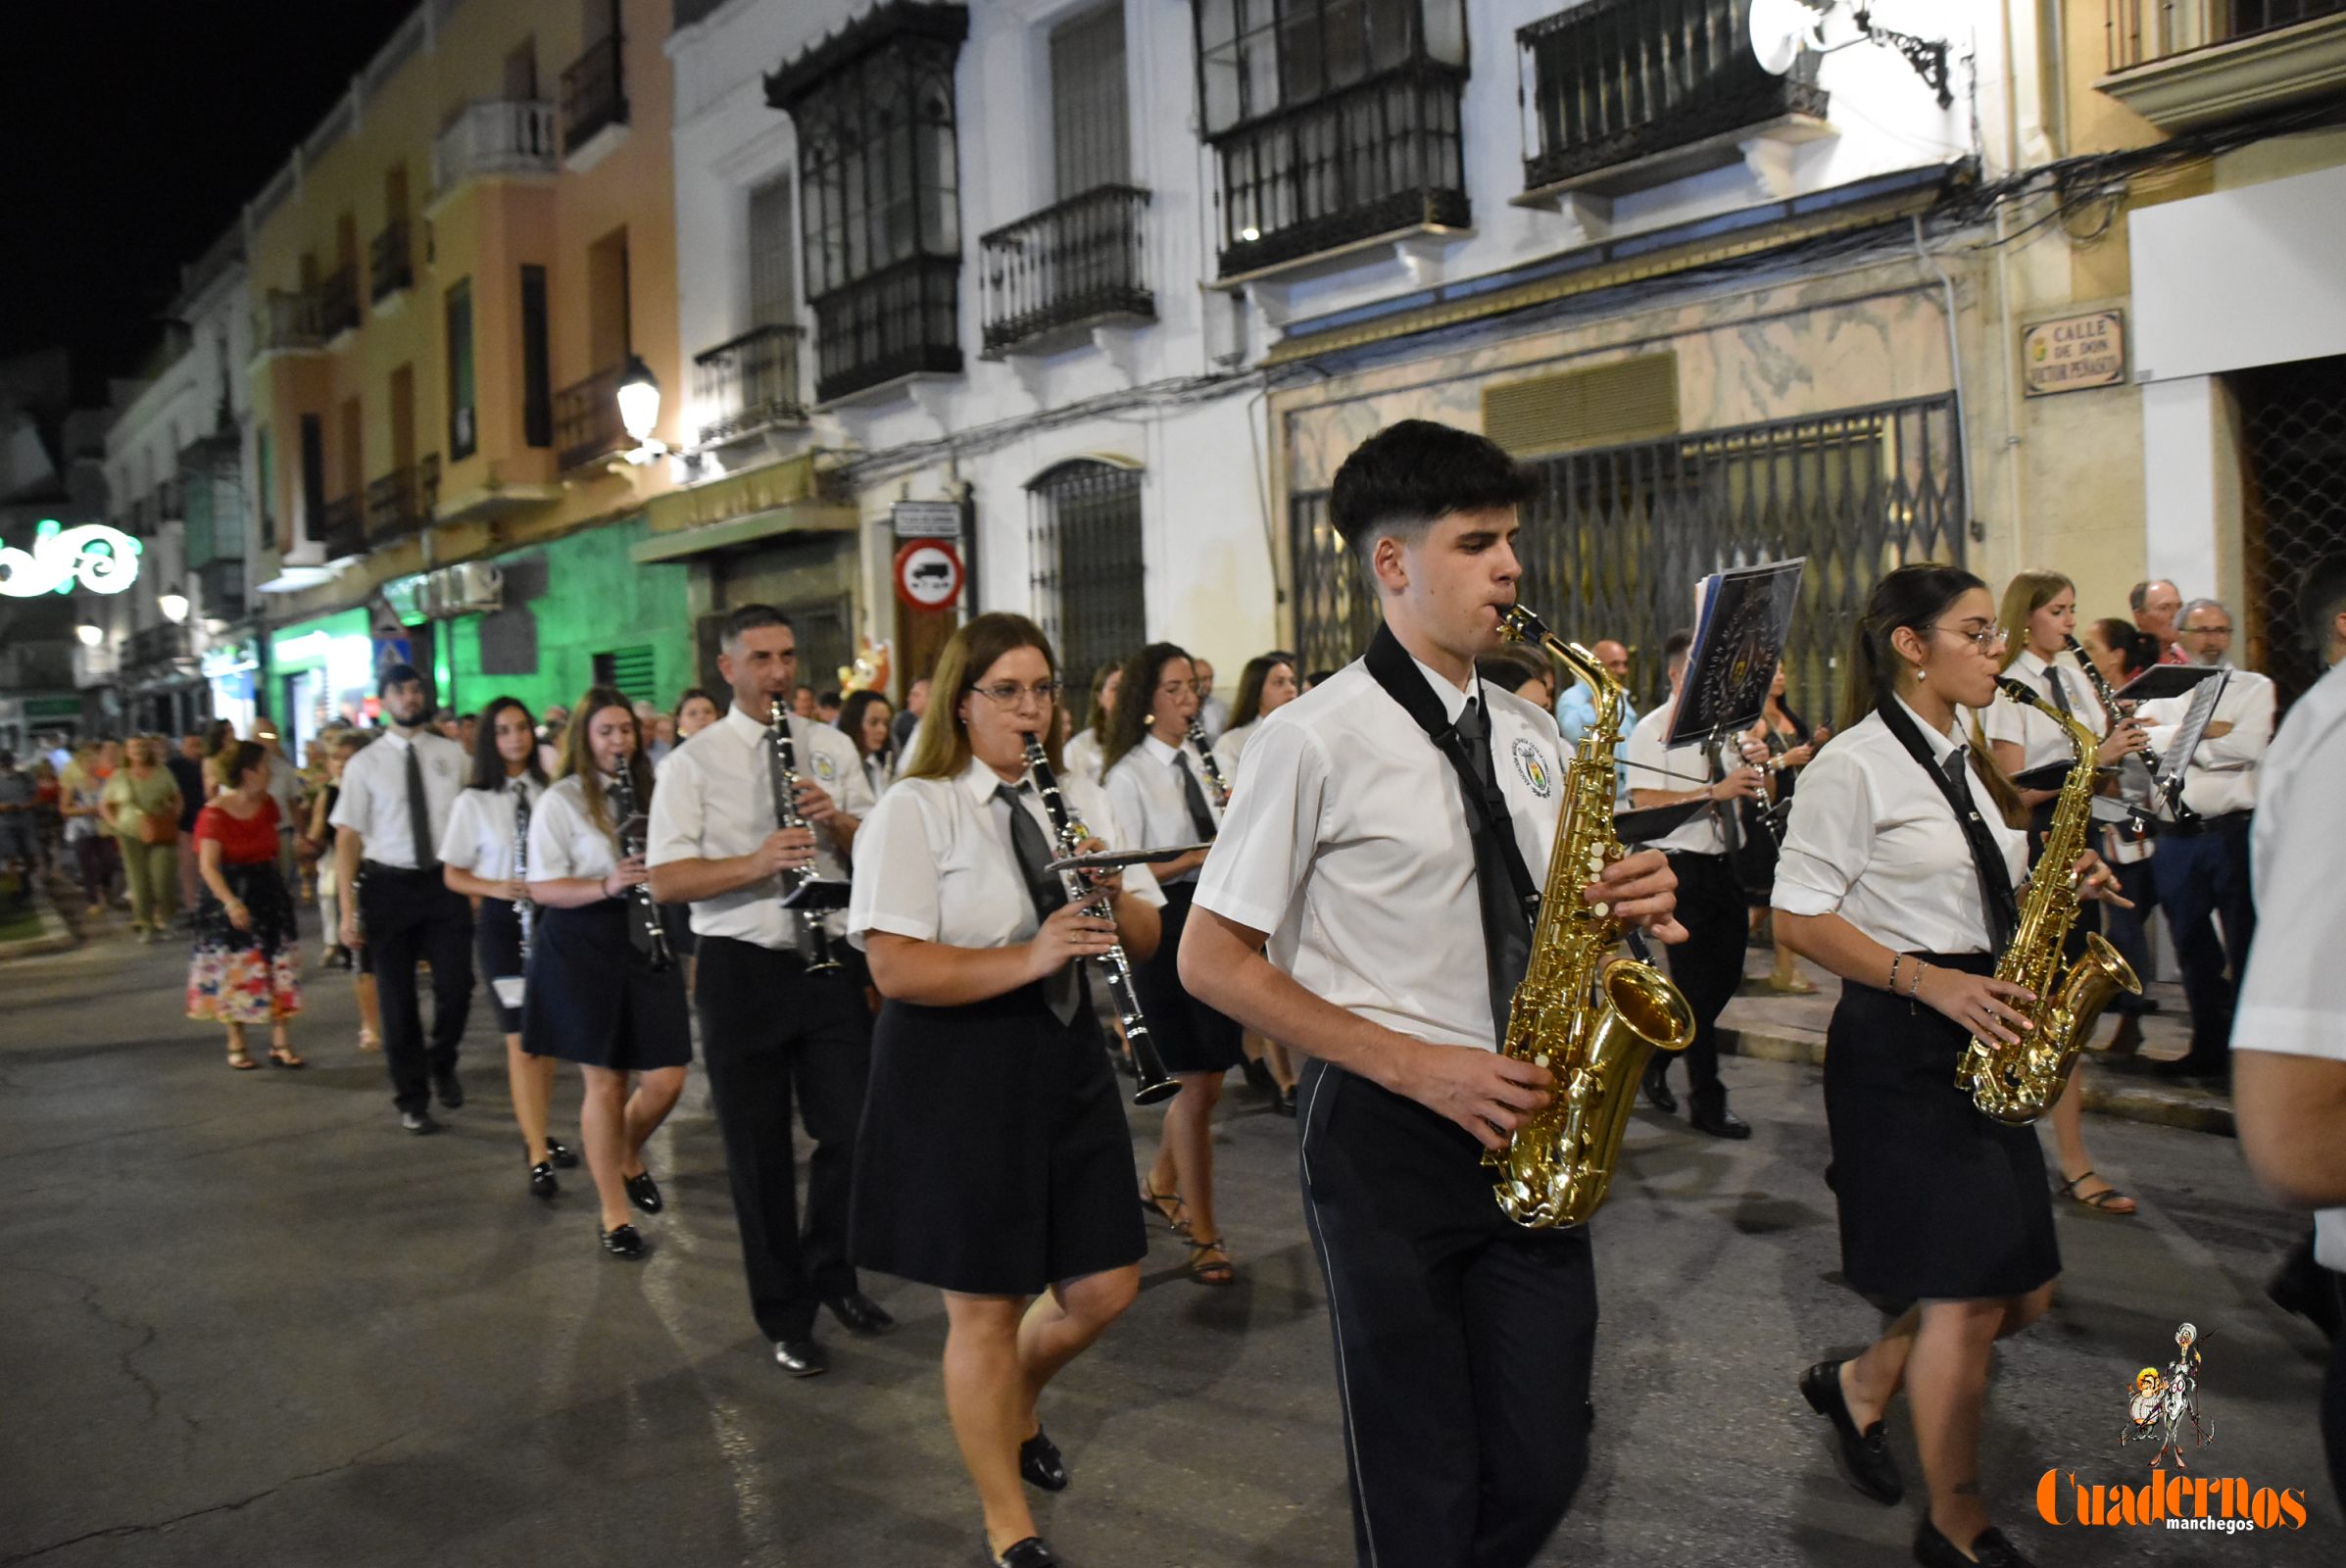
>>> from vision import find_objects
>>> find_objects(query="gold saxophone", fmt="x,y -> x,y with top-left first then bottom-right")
1954,677 -> 2143,1124
1487,606 -> 1697,1229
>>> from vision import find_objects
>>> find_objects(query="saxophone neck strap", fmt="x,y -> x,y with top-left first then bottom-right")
1875,697 -> 2019,952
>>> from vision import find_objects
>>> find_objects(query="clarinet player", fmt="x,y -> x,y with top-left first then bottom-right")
647,606 -> 891,1376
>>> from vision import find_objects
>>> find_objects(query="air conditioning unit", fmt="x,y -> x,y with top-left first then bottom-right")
424,561 -> 504,618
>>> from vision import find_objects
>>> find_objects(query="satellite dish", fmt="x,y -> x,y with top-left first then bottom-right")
1749,0 -> 1827,76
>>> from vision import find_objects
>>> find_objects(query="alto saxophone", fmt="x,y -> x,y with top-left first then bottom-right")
1488,606 -> 1697,1229
1955,679 -> 2143,1124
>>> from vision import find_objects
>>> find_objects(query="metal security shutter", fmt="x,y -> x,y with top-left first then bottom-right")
1029,460 -> 1147,684
592,645 -> 658,705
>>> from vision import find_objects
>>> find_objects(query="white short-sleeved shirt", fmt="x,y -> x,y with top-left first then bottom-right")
1062,727 -> 1106,785
2231,658 -> 2346,1269
437,777 -> 546,884
1193,658 -> 1568,1054
2137,664 -> 2275,818
527,774 -> 622,885
1981,649 -> 2109,773
849,754 -> 1162,952
328,727 -> 468,867
1772,700 -> 2028,956
1621,698 -> 1731,856
646,704 -> 874,947
1211,720 -> 1257,789
1102,733 -> 1224,882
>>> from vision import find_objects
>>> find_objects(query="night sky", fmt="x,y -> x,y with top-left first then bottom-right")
1,1 -> 420,404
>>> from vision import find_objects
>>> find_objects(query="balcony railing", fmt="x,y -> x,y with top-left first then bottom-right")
370,220 -> 414,303
319,495 -> 366,562
561,33 -> 628,156
980,184 -> 1154,356
318,266 -> 361,339
2108,0 -> 2346,68
808,256 -> 964,403
197,558 -> 245,622
1208,62 -> 1470,278
127,622 -> 191,669
254,288 -> 325,356
555,365 -> 628,470
693,324 -> 807,445
432,100 -> 559,195
364,456 -> 442,546
1518,0 -> 1830,198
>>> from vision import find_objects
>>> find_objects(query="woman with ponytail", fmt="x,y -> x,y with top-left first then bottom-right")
1774,564 -> 2130,1568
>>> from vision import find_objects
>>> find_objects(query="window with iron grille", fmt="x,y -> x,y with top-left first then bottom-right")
1192,0 -> 1470,276
1029,460 -> 1148,685
1289,396 -> 1966,716
1052,5 -> 1131,198
592,645 -> 658,707
2232,354 -> 2346,710
769,4 -> 969,402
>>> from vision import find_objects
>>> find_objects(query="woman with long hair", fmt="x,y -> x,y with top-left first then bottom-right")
200,718 -> 238,801
1745,663 -> 1824,993
188,741 -> 305,1069
1979,571 -> 2150,1216
313,731 -> 384,1049
1061,662 -> 1122,784
849,612 -> 1161,1568
1102,642 -> 1244,1285
440,697 -> 575,1199
59,741 -> 120,918
837,688 -> 897,798
101,735 -> 183,942
1777,564 -> 2128,1568
522,689 -> 692,1258
1210,650 -> 1300,790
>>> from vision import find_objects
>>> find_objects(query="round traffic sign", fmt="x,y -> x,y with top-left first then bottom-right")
893,540 -> 964,610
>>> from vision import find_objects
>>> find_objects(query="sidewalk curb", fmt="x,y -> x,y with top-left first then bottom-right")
1717,1026 -> 2235,1137
0,874 -> 78,960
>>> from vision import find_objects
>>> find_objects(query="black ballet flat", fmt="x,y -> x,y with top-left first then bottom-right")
1019,1427 -> 1068,1492
624,1169 -> 663,1214
545,1137 -> 579,1169
1916,1519 -> 2033,1568
528,1162 -> 559,1200
1799,1359 -> 1903,1504
599,1224 -> 646,1259
1641,1061 -> 1678,1115
984,1536 -> 1060,1568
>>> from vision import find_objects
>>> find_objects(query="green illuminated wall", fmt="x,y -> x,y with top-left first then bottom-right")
444,517 -> 692,721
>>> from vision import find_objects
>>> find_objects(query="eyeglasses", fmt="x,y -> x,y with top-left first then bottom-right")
1925,621 -> 2009,653
968,680 -> 1063,707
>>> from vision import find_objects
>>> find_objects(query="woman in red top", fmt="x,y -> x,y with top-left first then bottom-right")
188,741 -> 305,1069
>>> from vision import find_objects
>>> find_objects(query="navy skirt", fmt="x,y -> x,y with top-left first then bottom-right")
521,900 -> 692,1071
1130,881 -> 1245,1075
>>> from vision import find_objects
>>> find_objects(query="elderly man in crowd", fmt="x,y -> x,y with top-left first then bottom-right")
2130,578 -> 2187,666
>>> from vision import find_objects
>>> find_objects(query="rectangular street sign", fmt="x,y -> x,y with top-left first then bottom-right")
892,500 -> 961,539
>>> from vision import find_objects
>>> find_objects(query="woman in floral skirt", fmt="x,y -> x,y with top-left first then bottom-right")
188,741 -> 304,1069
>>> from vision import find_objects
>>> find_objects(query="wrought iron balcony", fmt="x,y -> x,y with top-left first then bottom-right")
562,34 -> 628,156
693,324 -> 807,445
253,288 -> 326,356
319,495 -> 366,563
318,266 -> 361,339
1208,62 -> 1470,278
364,456 -> 441,546
808,256 -> 963,403
555,365 -> 628,470
1518,0 -> 1830,199
370,220 -> 414,303
2101,0 -> 2346,127
431,100 -> 558,196
127,622 -> 192,668
980,184 -> 1153,356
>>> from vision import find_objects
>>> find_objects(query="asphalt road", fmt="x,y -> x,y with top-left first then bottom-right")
1,908 -> 2336,1567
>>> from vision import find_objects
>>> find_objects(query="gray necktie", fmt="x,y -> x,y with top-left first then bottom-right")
997,784 -> 1079,1027
2045,664 -> 2073,717
406,743 -> 439,871
1174,753 -> 1217,842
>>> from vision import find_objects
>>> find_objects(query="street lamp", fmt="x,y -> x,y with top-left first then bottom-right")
158,586 -> 190,624
615,355 -> 667,462
76,622 -> 104,647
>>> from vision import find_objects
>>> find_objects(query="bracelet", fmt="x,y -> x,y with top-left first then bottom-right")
1906,960 -> 1929,1000
1887,954 -> 1903,994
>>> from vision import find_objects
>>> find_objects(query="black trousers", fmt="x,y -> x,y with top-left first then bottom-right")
2101,855 -> 2159,1018
1298,1058 -> 1596,1568
1653,851 -> 1743,1118
2326,1268 -> 2346,1518
360,864 -> 474,1116
695,935 -> 872,1343
2148,811 -> 2256,1069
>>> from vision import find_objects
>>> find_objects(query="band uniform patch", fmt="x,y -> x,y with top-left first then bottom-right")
1511,738 -> 1553,798
811,752 -> 839,785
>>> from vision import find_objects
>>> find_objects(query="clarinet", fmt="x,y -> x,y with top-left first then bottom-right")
766,698 -> 844,974
511,778 -> 534,962
1186,715 -> 1230,810
1023,735 -> 1178,1106
608,761 -> 672,972
2063,633 -> 2196,830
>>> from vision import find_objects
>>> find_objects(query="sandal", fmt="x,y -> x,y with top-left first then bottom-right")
1185,1235 -> 1236,1286
269,1047 -> 308,1069
1141,1184 -> 1191,1237
2056,1170 -> 2137,1216
1765,973 -> 1819,995
358,1029 -> 381,1054
226,1050 -> 259,1071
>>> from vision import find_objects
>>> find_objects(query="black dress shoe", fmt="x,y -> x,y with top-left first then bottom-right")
1799,1359 -> 1903,1504
1019,1427 -> 1068,1492
401,1110 -> 441,1136
1641,1062 -> 1678,1115
825,1291 -> 896,1336
623,1169 -> 663,1214
600,1224 -> 646,1259
545,1137 -> 579,1169
528,1161 -> 559,1200
1915,1518 -> 2033,1567
1689,1106 -> 1752,1140
1240,1055 -> 1276,1096
1272,1086 -> 1297,1118
774,1339 -> 829,1377
985,1537 -> 1060,1568
432,1070 -> 464,1109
